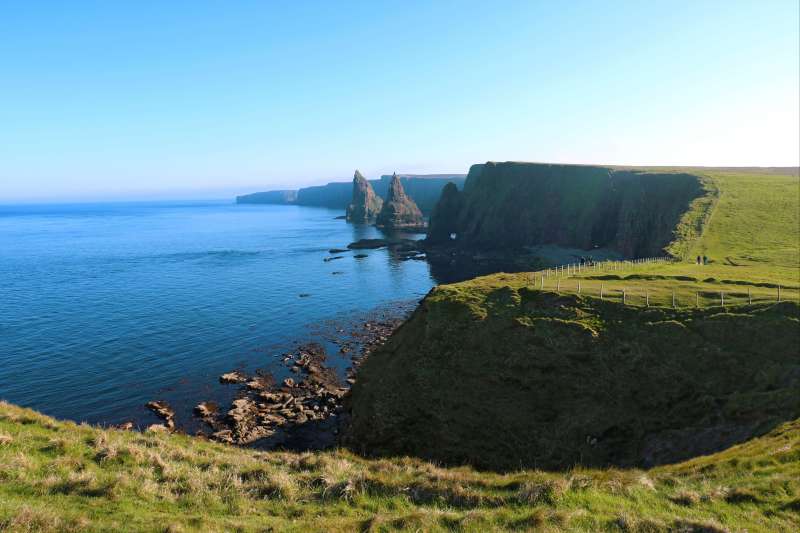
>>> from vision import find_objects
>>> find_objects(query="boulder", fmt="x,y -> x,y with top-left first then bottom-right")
194,401 -> 219,418
219,371 -> 247,384
145,400 -> 175,429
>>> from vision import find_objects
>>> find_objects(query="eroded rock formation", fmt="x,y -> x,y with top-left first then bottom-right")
346,170 -> 383,223
376,173 -> 425,229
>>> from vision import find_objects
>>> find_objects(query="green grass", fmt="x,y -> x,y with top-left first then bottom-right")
534,169 -> 799,307
2,401 -> 799,532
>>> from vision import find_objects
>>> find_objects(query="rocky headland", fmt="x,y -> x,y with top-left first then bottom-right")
345,275 -> 800,471
425,162 -> 708,259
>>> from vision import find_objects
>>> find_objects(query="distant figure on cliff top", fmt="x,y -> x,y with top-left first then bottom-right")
345,170 -> 383,223
375,173 -> 425,230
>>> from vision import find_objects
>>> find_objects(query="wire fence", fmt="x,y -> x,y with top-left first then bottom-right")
525,256 -> 798,309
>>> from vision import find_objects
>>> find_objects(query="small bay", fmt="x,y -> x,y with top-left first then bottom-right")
0,200 -> 444,427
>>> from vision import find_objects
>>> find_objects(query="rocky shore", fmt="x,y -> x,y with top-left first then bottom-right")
144,304 -> 409,451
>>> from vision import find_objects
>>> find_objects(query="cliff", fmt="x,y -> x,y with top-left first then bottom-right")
346,274 -> 800,471
235,190 -> 298,204
375,173 -> 425,229
295,182 -> 352,208
345,170 -> 383,223
426,162 -> 706,258
237,174 -> 465,212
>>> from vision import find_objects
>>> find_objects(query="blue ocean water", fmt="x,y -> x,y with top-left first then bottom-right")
0,201 -> 441,427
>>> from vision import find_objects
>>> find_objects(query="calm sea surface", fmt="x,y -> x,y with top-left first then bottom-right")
0,201 -> 446,427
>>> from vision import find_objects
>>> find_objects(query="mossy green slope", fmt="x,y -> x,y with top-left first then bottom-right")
348,278 -> 799,471
2,401 -> 799,532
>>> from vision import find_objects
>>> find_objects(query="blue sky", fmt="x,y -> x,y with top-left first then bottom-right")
1,1 -> 798,202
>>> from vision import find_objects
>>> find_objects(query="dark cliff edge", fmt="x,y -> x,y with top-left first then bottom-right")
426,162 -> 707,258
236,190 -> 298,204
237,174 -> 466,213
345,275 -> 800,471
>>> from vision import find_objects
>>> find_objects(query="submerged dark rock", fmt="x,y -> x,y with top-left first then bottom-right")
376,173 -> 425,230
347,239 -> 388,249
345,170 -> 383,223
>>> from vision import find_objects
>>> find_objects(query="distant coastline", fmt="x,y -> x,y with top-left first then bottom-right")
236,173 -> 466,213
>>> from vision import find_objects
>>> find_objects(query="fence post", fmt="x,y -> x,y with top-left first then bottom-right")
778,285 -> 781,302
600,283 -> 604,300
623,288 -> 626,304
577,280 -> 581,294
557,279 -> 560,293
672,291 -> 676,309
540,276 -> 544,290
695,292 -> 699,308
646,290 -> 649,307
748,287 -> 752,305
721,291 -> 725,309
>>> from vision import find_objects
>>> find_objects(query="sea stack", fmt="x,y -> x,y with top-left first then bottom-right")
345,170 -> 383,223
376,173 -> 425,230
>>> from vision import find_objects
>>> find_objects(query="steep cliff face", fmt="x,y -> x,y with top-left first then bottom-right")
427,182 -> 462,243
345,170 -> 383,223
427,162 -> 705,258
295,182 -> 352,208
375,173 -> 425,229
236,190 -> 298,204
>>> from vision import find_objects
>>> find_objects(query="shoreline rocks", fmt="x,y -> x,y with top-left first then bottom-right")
145,400 -> 176,430
194,320 -> 405,448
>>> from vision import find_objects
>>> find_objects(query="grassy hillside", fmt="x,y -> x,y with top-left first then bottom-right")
678,170 -> 799,284
2,401 -> 799,532
348,279 -> 799,468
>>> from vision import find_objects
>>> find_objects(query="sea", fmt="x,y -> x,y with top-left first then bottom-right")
0,200 -> 461,429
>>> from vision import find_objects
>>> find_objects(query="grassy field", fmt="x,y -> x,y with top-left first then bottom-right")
1,401 -> 799,532
531,170 -> 799,307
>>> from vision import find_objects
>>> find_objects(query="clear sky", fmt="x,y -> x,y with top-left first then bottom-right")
1,1 -> 798,202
